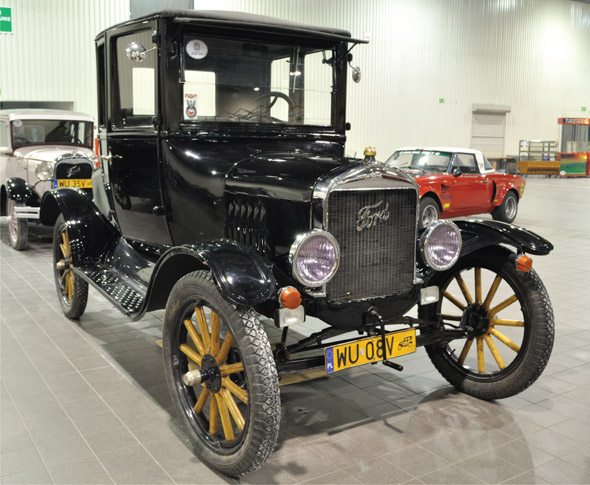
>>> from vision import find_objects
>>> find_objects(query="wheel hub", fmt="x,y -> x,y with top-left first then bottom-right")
461,304 -> 490,337
200,354 -> 222,393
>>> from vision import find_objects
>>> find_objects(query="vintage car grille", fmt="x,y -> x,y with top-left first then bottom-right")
326,188 -> 417,303
55,160 -> 93,180
225,197 -> 267,255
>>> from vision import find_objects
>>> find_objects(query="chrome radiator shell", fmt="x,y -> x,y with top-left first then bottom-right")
312,164 -> 419,302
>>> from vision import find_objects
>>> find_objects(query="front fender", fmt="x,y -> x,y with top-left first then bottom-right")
455,219 -> 553,256
39,188 -> 119,265
145,239 -> 276,311
3,177 -> 39,205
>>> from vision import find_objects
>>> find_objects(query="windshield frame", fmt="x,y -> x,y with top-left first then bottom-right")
10,119 -> 94,150
388,150 -> 453,173
176,26 -> 342,132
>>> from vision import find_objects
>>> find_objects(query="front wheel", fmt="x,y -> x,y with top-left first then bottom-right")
162,271 -> 280,477
6,198 -> 28,250
419,246 -> 554,400
492,191 -> 518,223
53,215 -> 88,319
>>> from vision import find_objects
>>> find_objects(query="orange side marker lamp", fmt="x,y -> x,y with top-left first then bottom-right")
279,286 -> 302,309
516,254 -> 533,272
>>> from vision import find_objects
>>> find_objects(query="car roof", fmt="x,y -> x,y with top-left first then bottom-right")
0,109 -> 94,122
96,9 -> 367,44
394,147 -> 483,156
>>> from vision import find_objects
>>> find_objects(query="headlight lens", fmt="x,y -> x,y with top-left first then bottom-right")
420,221 -> 462,271
35,162 -> 54,181
290,231 -> 340,287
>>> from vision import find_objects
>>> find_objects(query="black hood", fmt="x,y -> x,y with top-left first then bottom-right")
225,152 -> 355,202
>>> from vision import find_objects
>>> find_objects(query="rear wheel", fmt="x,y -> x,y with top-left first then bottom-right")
6,198 -> 28,250
162,271 -> 280,477
492,191 -> 518,223
53,215 -> 88,319
419,196 -> 440,229
419,246 -> 554,400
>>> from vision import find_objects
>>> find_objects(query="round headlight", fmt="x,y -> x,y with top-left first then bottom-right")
420,221 -> 462,271
35,162 -> 54,181
290,231 -> 340,287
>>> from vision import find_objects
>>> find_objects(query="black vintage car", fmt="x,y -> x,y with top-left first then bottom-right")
39,10 -> 554,477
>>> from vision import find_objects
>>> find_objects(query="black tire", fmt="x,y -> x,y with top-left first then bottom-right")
162,271 -> 280,477
419,246 -> 554,400
53,215 -> 88,319
419,196 -> 440,229
492,191 -> 518,223
6,198 -> 28,251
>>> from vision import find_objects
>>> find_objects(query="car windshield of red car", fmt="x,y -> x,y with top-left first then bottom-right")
387,150 -> 451,173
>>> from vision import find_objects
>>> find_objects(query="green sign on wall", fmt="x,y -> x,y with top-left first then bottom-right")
0,6 -> 12,34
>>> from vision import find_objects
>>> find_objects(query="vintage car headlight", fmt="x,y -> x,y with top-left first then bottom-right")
35,162 -> 54,181
420,221 -> 462,271
290,231 -> 340,287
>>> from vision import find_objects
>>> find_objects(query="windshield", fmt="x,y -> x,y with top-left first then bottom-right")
11,119 -> 93,149
181,34 -> 335,126
387,150 -> 452,173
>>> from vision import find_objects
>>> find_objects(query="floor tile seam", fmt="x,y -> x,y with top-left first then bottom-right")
2,286 -> 176,484
381,443 -> 453,480
2,320 -> 115,484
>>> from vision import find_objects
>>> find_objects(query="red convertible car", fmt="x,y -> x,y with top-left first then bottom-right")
387,147 -> 526,228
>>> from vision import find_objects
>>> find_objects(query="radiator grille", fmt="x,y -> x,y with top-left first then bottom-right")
55,160 -> 93,179
225,197 -> 267,255
326,188 -> 417,303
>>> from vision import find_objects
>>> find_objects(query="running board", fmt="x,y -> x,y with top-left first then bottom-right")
78,266 -> 147,316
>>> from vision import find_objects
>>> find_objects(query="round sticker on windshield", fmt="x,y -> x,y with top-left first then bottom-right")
186,39 -> 208,60
13,119 -> 23,128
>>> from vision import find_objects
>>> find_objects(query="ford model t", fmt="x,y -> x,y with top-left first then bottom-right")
38,10 -> 554,477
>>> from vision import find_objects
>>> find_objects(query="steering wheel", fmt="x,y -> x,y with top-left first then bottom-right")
251,91 -> 296,122
58,135 -> 84,145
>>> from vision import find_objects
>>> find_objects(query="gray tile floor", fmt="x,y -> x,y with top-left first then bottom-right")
1,177 -> 589,484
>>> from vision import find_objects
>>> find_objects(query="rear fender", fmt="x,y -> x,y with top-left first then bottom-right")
455,220 -> 553,256
3,177 -> 39,205
144,240 -> 277,311
39,188 -> 119,265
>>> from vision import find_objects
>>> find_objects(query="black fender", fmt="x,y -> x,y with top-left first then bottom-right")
455,219 -> 553,256
143,239 -> 276,313
39,188 -> 119,265
3,177 -> 40,205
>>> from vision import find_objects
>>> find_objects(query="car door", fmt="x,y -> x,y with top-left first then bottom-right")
450,153 -> 491,210
106,25 -> 172,246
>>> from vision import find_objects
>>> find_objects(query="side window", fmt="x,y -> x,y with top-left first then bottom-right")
455,153 -> 478,174
113,29 -> 156,128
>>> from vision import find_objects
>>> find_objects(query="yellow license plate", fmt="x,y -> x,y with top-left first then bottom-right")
56,179 -> 92,188
325,328 -> 416,373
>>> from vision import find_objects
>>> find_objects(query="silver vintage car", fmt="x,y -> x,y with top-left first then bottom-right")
0,109 -> 95,250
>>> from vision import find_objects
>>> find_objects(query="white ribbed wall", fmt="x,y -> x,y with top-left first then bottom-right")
1,1 -> 588,157
0,0 -> 130,118
194,0 -> 590,157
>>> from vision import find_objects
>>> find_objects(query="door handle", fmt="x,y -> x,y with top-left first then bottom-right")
152,205 -> 166,216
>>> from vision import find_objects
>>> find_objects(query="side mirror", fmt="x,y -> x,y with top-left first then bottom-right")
452,168 -> 462,177
126,42 -> 155,62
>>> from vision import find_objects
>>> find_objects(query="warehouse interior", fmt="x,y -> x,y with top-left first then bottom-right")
1,0 -> 590,484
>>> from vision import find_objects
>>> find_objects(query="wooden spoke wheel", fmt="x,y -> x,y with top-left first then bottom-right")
162,271 -> 280,477
52,215 -> 88,319
420,246 -> 554,400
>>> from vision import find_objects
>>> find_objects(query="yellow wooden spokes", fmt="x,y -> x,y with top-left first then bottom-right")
455,274 -> 473,305
181,306 -> 248,443
449,269 -> 524,374
443,291 -> 466,311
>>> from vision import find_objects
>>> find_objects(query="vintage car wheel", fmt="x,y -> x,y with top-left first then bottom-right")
162,271 -> 280,477
53,215 -> 88,319
6,198 -> 29,251
492,191 -> 518,223
419,196 -> 440,229
419,246 -> 554,400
